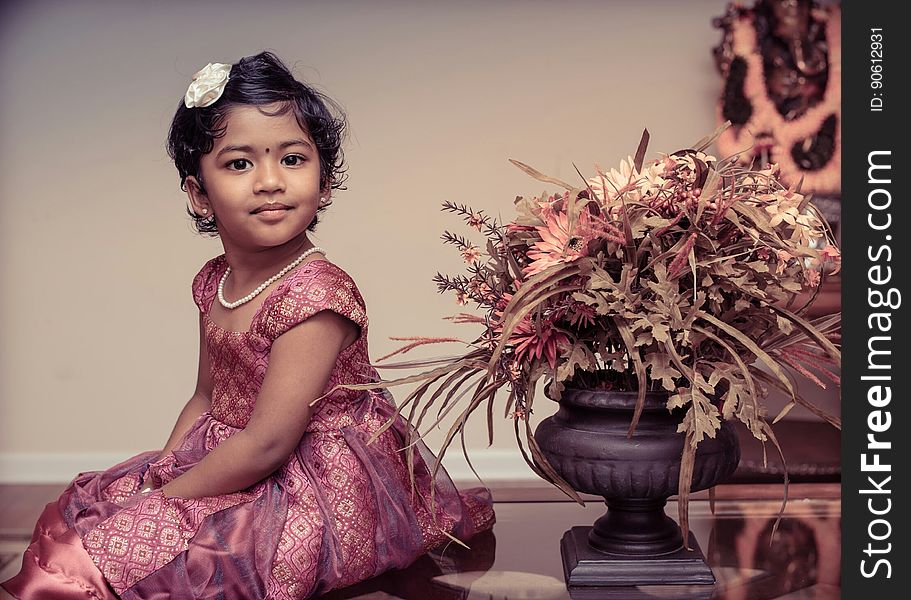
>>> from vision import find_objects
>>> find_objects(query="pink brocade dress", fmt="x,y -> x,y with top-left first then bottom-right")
2,256 -> 495,600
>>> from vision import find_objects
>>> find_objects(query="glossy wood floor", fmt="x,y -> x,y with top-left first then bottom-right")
1,482 -> 841,599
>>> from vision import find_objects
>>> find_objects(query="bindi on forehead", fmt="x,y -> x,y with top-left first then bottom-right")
265,148 -> 270,154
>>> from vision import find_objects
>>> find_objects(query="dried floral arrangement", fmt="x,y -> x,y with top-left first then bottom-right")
339,125 -> 841,536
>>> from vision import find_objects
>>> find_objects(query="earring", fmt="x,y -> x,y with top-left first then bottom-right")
202,208 -> 209,215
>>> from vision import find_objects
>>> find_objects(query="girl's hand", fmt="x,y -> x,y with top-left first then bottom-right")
138,469 -> 159,495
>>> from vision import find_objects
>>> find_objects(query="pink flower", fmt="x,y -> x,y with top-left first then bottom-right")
508,316 -> 570,369
775,249 -> 794,275
821,245 -> 841,275
523,205 -> 593,277
804,269 -> 821,288
494,292 -> 514,312
466,212 -> 484,231
506,223 -> 536,234
567,303 -> 597,328
668,232 -> 699,280
461,244 -> 482,264
490,293 -> 568,369
587,156 -> 668,204
506,360 -> 523,381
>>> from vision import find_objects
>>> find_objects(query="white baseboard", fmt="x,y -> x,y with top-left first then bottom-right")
437,449 -> 537,484
0,449 -> 537,484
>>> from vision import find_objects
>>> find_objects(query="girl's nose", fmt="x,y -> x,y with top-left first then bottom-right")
253,161 -> 285,194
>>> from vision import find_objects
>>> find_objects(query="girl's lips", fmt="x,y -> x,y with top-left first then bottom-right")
251,203 -> 292,214
252,206 -> 292,221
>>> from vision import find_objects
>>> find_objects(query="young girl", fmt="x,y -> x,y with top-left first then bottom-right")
2,52 -> 494,600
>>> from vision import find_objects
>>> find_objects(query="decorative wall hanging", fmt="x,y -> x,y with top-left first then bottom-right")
713,1 -> 841,206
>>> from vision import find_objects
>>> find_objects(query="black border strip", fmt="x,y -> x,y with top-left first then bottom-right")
842,0 -> 909,595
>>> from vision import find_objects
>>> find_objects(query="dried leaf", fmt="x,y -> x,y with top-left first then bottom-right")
761,421 -> 789,541
614,317 -> 648,436
692,325 -> 757,410
644,352 -> 682,391
701,168 -> 721,204
508,158 -> 574,191
633,128 -> 650,172
692,121 -> 732,152
677,430 -> 697,548
773,402 -> 796,423
697,311 -> 798,404
765,304 -> 841,362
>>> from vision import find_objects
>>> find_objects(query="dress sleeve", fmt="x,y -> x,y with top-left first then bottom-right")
192,255 -> 226,314
258,262 -> 368,343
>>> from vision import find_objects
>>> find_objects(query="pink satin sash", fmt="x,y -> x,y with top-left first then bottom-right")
2,501 -> 119,600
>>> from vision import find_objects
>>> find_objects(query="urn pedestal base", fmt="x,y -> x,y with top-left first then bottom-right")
561,526 -> 715,587
535,388 -> 740,589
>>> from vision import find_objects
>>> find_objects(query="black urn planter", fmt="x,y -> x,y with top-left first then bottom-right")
534,387 -> 740,587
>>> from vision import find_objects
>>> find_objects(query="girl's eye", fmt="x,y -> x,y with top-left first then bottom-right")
282,154 -> 306,166
227,158 -> 251,170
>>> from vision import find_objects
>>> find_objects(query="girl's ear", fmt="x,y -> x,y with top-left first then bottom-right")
185,176 -> 211,217
319,182 -> 331,207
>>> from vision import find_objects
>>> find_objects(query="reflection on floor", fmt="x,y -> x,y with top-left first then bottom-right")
0,484 -> 840,599
319,486 -> 840,600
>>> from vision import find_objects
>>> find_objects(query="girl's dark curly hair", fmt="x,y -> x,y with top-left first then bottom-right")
167,52 -> 347,235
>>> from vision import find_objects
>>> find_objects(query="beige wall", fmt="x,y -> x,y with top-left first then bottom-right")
1,0 -> 833,480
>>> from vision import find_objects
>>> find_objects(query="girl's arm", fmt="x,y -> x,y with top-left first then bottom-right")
160,310 -> 358,499
154,315 -> 213,461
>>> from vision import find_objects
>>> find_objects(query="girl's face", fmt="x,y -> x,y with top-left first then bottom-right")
186,104 -> 325,254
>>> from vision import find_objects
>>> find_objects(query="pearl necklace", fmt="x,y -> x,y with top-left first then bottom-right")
218,246 -> 326,309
